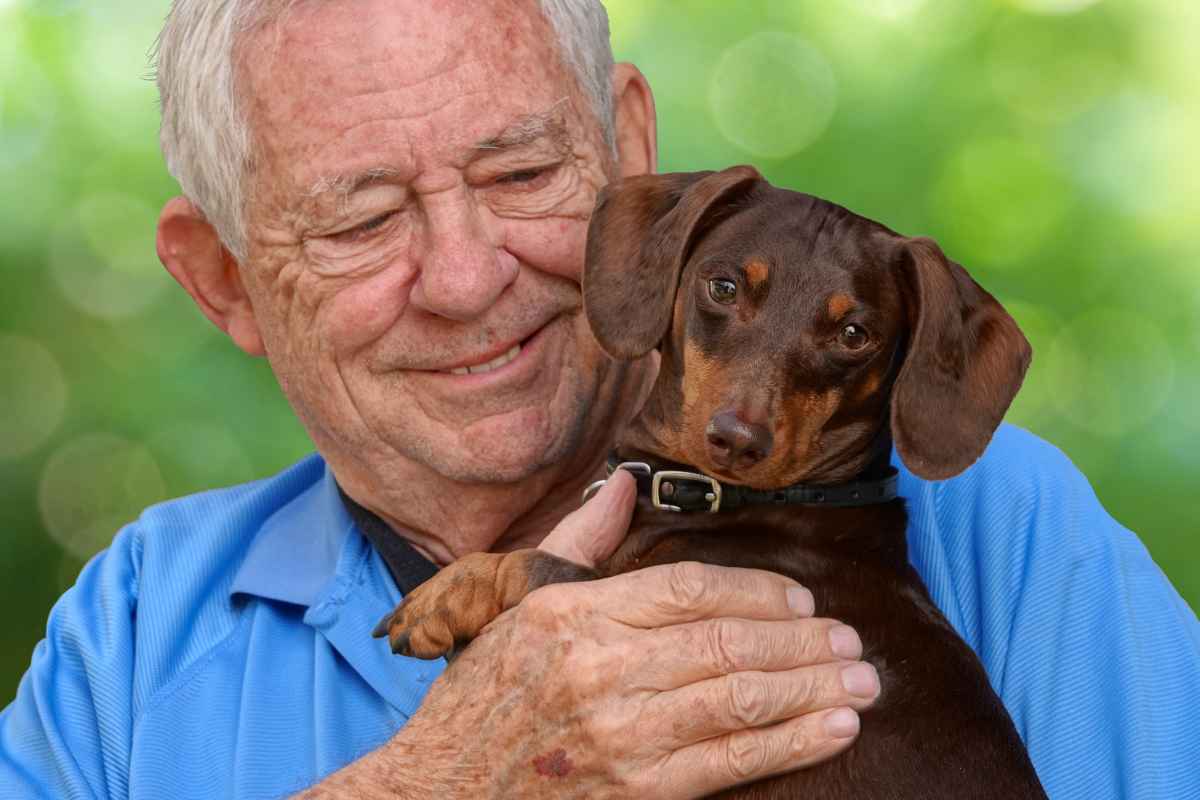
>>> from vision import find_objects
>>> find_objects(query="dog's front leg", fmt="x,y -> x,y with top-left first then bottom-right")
373,549 -> 597,660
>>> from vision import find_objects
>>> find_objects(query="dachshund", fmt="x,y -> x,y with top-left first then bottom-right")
374,166 -> 1045,799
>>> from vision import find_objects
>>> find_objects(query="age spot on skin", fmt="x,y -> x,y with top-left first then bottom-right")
532,748 -> 575,778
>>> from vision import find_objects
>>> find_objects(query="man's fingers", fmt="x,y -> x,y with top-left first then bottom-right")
654,707 -> 861,798
594,561 -> 813,628
631,617 -> 862,691
538,469 -> 636,567
645,660 -> 879,750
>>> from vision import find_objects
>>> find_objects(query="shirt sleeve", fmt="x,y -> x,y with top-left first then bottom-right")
902,424 -> 1200,800
0,524 -> 141,800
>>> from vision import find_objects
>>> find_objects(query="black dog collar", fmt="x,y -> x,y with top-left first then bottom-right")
585,454 -> 899,513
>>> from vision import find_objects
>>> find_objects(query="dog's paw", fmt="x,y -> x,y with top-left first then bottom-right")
371,553 -> 509,660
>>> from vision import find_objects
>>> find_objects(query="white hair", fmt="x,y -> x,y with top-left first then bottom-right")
153,0 -> 615,261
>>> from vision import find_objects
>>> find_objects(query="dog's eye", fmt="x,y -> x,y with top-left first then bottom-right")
708,279 -> 738,304
840,324 -> 870,350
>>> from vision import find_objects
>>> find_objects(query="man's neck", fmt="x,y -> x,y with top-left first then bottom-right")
330,357 -> 657,566
330,433 -> 608,566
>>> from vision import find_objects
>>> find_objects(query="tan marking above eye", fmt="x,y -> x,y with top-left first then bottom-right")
827,293 -> 855,319
744,258 -> 770,289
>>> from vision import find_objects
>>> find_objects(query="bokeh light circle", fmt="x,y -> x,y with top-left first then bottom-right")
0,334 -> 68,460
987,17 -> 1116,124
709,32 -> 837,159
38,433 -> 166,560
931,137 -> 1071,266
149,421 -> 255,490
1066,93 -> 1195,226
48,192 -> 170,319
1044,309 -> 1175,437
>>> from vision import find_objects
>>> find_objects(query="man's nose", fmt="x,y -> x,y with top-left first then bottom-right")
409,191 -> 519,321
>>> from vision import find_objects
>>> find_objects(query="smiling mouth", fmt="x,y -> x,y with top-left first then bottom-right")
444,343 -> 523,376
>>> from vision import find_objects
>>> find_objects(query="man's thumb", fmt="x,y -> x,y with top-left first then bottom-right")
538,469 -> 636,568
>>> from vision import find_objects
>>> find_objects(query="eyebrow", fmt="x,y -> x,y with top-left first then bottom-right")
306,167 -> 402,204
474,102 -> 573,155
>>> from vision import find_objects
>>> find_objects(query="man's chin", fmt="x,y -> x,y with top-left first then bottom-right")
401,408 -> 585,485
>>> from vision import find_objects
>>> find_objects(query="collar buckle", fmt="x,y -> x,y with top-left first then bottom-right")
652,470 -> 722,513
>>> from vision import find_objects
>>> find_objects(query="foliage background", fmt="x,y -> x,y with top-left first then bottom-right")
1,0 -> 1197,705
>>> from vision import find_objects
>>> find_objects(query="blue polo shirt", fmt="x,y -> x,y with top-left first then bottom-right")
2,424 -> 1198,799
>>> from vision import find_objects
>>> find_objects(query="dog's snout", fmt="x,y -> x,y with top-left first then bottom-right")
706,410 -> 773,469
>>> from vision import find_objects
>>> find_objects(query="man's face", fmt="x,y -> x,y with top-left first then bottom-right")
235,0 -> 625,483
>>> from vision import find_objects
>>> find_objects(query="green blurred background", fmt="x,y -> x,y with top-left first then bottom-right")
1,0 -> 1197,705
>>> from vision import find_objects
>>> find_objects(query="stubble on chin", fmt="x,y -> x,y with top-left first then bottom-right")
396,360 -> 604,485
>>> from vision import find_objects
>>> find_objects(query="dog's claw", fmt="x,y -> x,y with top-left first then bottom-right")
390,631 -> 411,656
372,612 -> 393,639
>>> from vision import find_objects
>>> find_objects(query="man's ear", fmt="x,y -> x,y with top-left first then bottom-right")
156,197 -> 266,357
611,63 -> 657,178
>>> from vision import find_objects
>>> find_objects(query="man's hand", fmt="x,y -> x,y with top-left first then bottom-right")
301,474 -> 877,799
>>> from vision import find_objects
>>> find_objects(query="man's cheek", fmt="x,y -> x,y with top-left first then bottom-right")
505,217 -> 588,283
322,270 -> 414,353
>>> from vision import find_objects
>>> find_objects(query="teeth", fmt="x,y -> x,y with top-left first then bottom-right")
448,344 -> 520,376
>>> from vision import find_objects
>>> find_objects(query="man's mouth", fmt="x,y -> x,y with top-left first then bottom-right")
444,343 -> 523,376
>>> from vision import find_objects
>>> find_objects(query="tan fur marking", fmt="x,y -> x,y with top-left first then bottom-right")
827,293 -> 855,319
681,342 -> 733,467
767,389 -> 843,485
856,369 -> 884,401
745,258 -> 770,290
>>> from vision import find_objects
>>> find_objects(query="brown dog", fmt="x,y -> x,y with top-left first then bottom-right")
374,166 -> 1046,798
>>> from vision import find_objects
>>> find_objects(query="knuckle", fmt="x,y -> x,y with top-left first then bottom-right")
726,674 -> 772,727
664,561 -> 712,611
522,583 -> 573,621
706,619 -> 750,673
789,724 -> 815,760
512,593 -> 558,638
722,733 -> 771,781
788,670 -> 823,710
791,620 -> 826,661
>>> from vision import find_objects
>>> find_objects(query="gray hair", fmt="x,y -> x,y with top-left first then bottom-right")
154,0 -> 615,261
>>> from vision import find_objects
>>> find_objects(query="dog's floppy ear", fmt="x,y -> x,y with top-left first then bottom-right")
891,237 -> 1032,480
584,166 -> 762,359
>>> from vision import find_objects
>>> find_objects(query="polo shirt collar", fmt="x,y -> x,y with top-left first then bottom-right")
230,463 -> 354,607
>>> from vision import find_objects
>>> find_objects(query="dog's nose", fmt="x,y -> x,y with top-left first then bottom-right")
706,410 -> 773,469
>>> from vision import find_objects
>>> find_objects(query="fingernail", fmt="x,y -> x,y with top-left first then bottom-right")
824,707 -> 860,739
841,662 -> 880,699
786,586 -> 815,617
829,625 -> 862,659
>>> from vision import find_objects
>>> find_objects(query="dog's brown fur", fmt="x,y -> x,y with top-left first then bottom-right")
376,167 -> 1045,798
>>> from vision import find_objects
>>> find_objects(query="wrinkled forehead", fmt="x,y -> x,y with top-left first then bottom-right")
692,188 -> 904,306
235,0 -> 585,190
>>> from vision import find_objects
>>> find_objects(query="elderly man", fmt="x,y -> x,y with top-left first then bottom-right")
2,0 -> 1198,798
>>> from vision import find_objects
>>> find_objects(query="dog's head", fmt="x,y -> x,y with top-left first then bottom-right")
584,166 -> 1031,487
